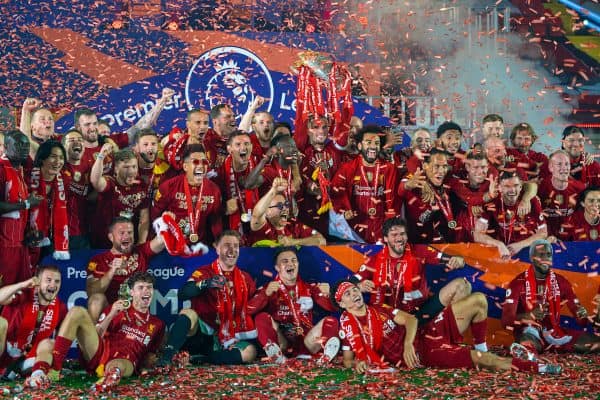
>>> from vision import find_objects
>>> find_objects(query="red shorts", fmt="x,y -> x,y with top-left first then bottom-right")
418,307 -> 474,369
81,338 -> 138,376
0,246 -> 32,286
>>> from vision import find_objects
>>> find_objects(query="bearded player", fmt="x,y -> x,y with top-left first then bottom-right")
0,265 -> 67,388
248,247 -> 340,364
502,239 -> 600,356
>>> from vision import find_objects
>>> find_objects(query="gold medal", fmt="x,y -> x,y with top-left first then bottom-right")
590,229 -> 598,240
368,207 -> 376,216
189,233 -> 199,243
448,220 -> 457,229
241,211 -> 251,223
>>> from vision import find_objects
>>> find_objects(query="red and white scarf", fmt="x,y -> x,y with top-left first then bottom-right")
373,246 -> 416,293
12,291 -> 61,358
211,260 -> 257,348
339,307 -> 387,367
223,155 -> 258,231
164,129 -> 189,170
524,265 -> 564,336
29,167 -> 69,258
0,155 -> 27,219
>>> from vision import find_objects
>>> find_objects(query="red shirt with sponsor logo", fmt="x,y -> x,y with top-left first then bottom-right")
331,156 -> 397,243
151,174 -> 222,245
92,176 -> 149,248
63,162 -> 92,236
537,177 -> 585,237
187,265 -> 256,332
0,163 -> 29,246
96,304 -> 164,371
87,242 -> 155,303
479,195 -> 546,244
248,278 -> 336,329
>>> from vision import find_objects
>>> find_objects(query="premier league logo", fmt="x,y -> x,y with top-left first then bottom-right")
185,46 -> 274,119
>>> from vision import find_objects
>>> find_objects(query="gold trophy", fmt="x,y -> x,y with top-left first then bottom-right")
118,282 -> 132,309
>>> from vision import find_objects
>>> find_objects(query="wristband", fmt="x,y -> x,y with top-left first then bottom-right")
23,199 -> 30,210
97,153 -> 106,161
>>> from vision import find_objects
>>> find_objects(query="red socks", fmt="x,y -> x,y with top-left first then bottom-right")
31,361 -> 50,374
321,316 -> 339,342
51,336 -> 73,371
255,313 -> 278,347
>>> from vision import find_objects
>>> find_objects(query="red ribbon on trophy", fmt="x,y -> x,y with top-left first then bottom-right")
293,51 -> 354,148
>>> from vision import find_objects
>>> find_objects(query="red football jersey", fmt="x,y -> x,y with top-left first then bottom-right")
87,242 -> 155,303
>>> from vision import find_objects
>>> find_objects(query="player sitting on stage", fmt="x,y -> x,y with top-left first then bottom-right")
50,272 -> 165,393
249,247 -> 340,364
333,280 -> 561,374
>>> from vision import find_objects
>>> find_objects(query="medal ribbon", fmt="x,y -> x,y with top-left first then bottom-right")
432,188 -> 454,227
183,178 -> 204,238
359,162 -> 380,215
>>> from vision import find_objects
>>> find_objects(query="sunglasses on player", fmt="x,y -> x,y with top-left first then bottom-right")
269,201 -> 290,210
187,158 -> 209,166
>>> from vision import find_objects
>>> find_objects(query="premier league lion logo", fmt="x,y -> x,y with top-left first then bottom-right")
185,46 -> 274,119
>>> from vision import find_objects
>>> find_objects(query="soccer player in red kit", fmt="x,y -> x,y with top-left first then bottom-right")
502,240 -> 600,355
90,146 -> 150,248
353,217 -> 469,326
250,177 -> 326,246
474,171 -> 547,258
61,130 -> 92,249
331,125 -> 397,243
562,187 -> 600,241
157,230 -> 258,367
397,149 -> 458,243
86,216 -> 166,322
448,151 -> 498,242
26,140 -> 70,266
249,247 -> 340,364
203,104 -> 238,170
215,131 -> 265,241
561,126 -> 600,187
237,96 -> 274,159
51,272 -> 165,392
133,129 -> 177,202
537,150 -> 585,238
435,121 -> 465,176
0,265 -> 67,388
334,280 -> 560,374
0,130 -> 41,285
259,134 -> 302,215
506,123 -> 548,181
151,144 -> 222,249
297,116 -> 345,236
